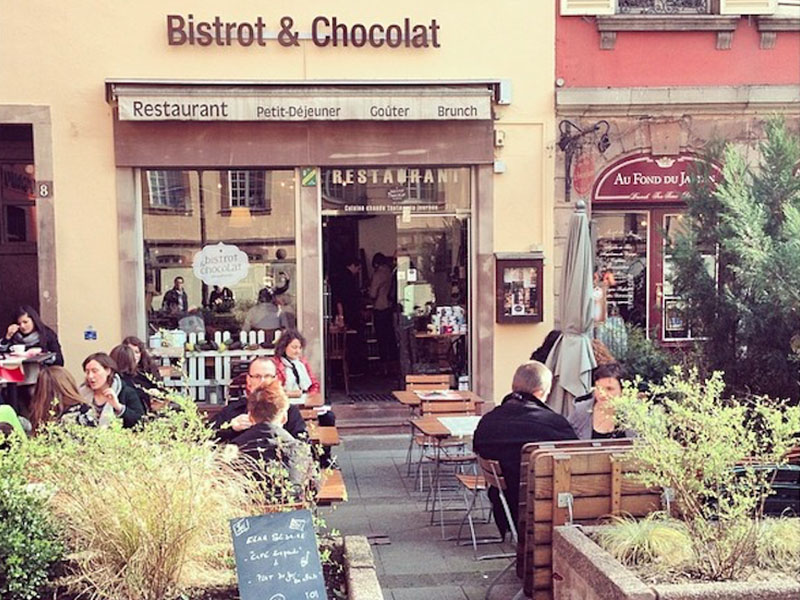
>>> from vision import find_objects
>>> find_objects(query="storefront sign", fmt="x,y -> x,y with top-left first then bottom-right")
593,153 -> 721,204
117,93 -> 490,122
166,14 -> 441,49
321,167 -> 454,213
193,242 -> 249,286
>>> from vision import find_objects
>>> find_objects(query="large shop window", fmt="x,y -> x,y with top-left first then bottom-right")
594,212 -> 649,332
141,168 -> 296,339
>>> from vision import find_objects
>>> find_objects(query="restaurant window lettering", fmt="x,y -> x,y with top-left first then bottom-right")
140,169 -> 296,339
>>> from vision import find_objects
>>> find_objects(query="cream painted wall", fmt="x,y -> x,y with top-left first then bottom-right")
0,0 -> 555,387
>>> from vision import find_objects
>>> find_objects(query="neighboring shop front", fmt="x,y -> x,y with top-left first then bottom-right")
553,110 -> 799,349
0,2 -> 558,400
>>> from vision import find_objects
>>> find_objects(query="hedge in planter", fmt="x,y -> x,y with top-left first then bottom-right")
608,368 -> 800,582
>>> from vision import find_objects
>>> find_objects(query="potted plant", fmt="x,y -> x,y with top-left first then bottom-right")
552,368 -> 800,599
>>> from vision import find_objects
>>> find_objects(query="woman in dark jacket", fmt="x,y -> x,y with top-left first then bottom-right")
110,344 -> 162,413
74,352 -> 146,428
0,305 -> 64,366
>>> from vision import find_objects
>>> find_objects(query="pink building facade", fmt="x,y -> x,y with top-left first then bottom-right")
554,0 -> 800,345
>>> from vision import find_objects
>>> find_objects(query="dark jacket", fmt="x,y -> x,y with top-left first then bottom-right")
0,325 -> 64,366
120,372 -> 159,412
68,377 -> 146,429
473,391 -> 578,536
211,397 -> 306,443
232,421 -> 314,487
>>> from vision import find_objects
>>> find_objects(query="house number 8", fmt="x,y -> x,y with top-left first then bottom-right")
38,182 -> 52,198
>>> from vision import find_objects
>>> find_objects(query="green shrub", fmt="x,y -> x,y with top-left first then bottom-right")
617,325 -> 675,386
20,396 -> 321,600
0,440 -> 64,600
612,368 -> 800,580
597,512 -> 694,573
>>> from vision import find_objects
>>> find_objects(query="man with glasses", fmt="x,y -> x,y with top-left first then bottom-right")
212,356 -> 307,443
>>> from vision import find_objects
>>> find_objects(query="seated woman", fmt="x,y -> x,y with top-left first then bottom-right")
0,305 -> 64,366
123,335 -> 161,385
69,353 -> 146,428
28,366 -> 85,434
272,329 -> 335,428
569,362 -> 634,440
232,380 -> 315,490
110,344 -> 166,413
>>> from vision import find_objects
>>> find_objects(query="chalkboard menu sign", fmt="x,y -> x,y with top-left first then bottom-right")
230,509 -> 327,600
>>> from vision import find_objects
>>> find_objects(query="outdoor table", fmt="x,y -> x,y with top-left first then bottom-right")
317,469 -> 348,506
0,353 -> 56,413
393,389 -> 484,410
308,424 -> 340,447
288,392 -> 324,408
410,414 -> 482,523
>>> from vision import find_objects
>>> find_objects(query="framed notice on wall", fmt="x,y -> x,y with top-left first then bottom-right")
495,254 -> 544,324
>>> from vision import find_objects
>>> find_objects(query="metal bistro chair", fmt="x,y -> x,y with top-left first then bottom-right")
404,374 -> 454,477
477,456 -> 525,600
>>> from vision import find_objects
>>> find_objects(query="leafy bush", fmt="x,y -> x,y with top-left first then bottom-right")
0,440 -> 64,600
20,395 -> 322,600
612,368 -> 800,580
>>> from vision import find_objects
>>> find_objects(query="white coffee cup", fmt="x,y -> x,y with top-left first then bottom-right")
10,344 -> 26,355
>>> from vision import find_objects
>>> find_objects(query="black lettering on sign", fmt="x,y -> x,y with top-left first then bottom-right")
230,509 -> 326,600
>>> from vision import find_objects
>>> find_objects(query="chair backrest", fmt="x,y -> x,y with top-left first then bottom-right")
406,374 -> 451,390
419,400 -> 476,415
327,328 -> 346,360
477,456 -> 507,491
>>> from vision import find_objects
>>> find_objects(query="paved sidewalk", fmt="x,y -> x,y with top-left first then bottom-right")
323,434 -> 523,600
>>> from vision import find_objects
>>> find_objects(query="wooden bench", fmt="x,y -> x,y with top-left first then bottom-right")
522,444 -> 661,599
515,439 -> 633,580
317,469 -> 347,506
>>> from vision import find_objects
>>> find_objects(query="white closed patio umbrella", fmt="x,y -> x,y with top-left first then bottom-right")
545,200 -> 596,417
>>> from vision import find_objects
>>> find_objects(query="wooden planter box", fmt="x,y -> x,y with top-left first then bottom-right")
552,526 -> 800,600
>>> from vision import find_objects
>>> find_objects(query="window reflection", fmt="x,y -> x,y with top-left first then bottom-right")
142,169 -> 296,340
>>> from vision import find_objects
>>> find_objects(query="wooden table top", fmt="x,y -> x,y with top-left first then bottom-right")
414,332 -> 466,339
288,392 -> 324,408
409,415 -> 482,438
393,389 -> 483,407
317,469 -> 347,505
308,424 -> 340,446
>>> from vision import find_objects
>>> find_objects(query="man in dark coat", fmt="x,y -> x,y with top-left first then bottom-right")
212,356 -> 306,442
473,360 -> 578,537
162,276 -> 188,313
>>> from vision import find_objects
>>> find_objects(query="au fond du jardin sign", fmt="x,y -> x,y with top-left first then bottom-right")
593,153 -> 722,204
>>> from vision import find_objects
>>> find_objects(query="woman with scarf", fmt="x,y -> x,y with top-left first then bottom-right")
0,305 -> 64,366
65,353 -> 146,428
271,329 -> 336,436
272,329 -> 320,397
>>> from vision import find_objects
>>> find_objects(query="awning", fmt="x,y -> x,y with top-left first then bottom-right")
107,81 -> 497,122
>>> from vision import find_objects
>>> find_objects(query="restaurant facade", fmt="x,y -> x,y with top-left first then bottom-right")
0,1 -> 559,400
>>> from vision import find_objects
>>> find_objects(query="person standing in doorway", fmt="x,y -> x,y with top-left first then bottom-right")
331,257 -> 366,375
369,253 -> 397,373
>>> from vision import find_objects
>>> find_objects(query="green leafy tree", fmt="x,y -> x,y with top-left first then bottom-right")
671,118 -> 800,400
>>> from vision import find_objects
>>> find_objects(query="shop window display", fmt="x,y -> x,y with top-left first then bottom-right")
141,168 -> 296,340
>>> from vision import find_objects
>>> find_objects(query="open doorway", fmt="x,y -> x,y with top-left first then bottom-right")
0,125 -> 38,322
322,212 -> 471,400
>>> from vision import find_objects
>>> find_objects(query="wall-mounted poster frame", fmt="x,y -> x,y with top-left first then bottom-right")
495,253 -> 543,323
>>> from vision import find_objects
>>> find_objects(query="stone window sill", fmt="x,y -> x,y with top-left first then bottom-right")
596,15 -> 740,49
756,15 -> 800,48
